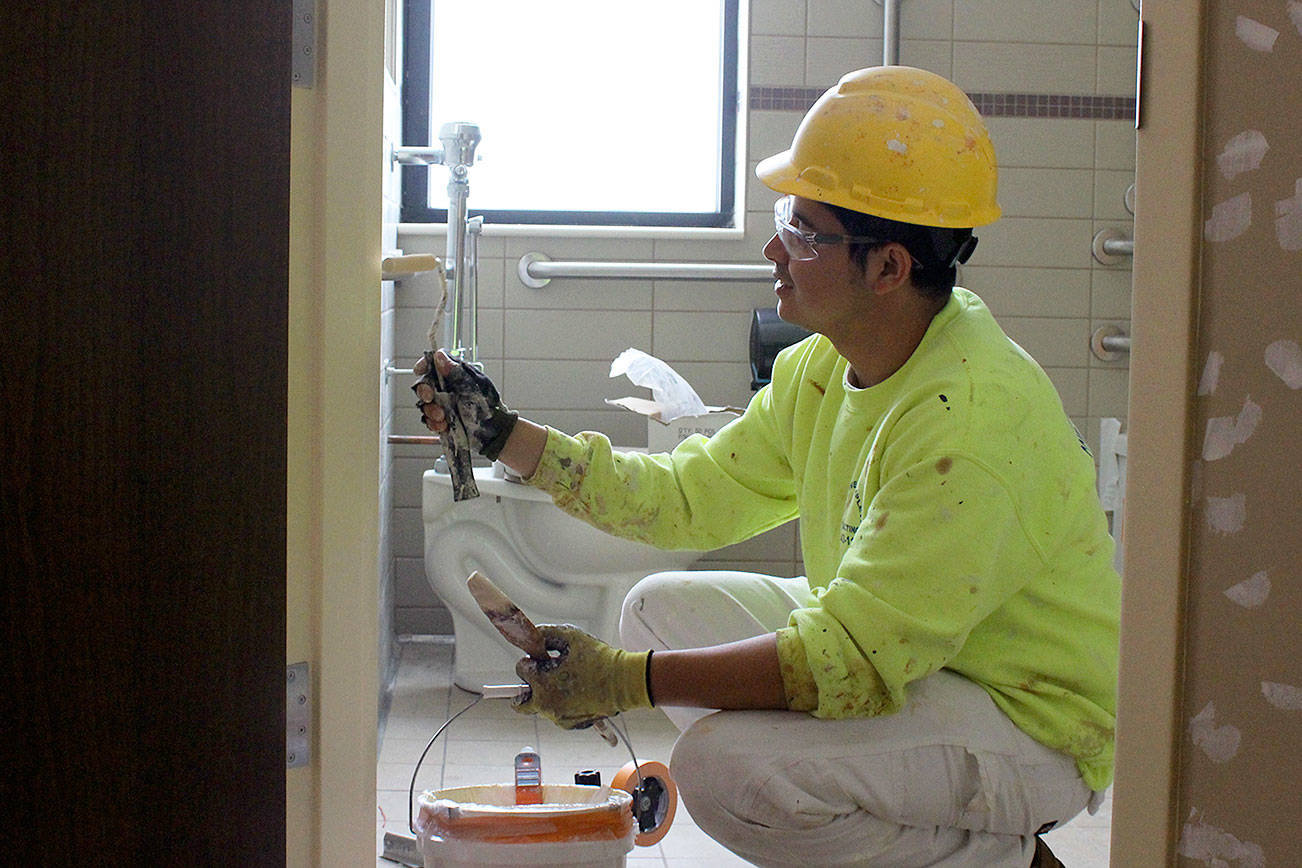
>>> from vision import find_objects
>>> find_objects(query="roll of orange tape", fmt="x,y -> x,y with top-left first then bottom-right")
612,759 -> 678,846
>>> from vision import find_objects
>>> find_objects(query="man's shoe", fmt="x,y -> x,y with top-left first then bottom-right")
1030,835 -> 1065,867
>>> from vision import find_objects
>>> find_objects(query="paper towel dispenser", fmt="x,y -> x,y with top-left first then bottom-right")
750,308 -> 812,390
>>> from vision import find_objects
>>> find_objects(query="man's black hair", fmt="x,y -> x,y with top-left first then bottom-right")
825,203 -> 977,302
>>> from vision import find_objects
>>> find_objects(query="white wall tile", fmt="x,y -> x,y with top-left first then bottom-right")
504,275 -> 652,312
897,40 -> 954,78
1087,366 -> 1130,416
504,358 -> 628,409
503,309 -> 652,360
1095,121 -> 1137,171
652,277 -> 776,313
955,0 -> 1097,44
954,42 -> 1097,94
806,37 -> 881,86
902,0 -> 954,41
1094,170 -> 1136,221
962,266 -> 1092,318
1096,45 -> 1138,95
987,118 -> 1096,168
808,0 -> 878,38
999,168 -> 1095,218
968,217 -> 1096,270
1097,0 -> 1141,46
751,35 -> 806,85
653,311 -> 755,362
1090,267 -> 1132,319
751,0 -> 808,36
748,111 -> 802,167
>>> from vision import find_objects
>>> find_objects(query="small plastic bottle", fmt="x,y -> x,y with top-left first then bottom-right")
514,746 -> 542,805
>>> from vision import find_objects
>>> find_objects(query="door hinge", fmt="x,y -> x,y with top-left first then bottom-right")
292,0 -> 316,89
287,662 -> 311,768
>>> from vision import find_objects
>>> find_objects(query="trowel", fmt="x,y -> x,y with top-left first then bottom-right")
467,571 -> 619,746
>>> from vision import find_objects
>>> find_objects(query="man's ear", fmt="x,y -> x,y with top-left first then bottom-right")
870,242 -> 915,295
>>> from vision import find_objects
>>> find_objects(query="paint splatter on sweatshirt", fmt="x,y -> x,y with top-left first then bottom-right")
527,289 -> 1119,791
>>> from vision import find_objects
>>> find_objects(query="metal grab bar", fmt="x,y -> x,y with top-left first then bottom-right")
518,252 -> 772,288
1091,325 -> 1131,361
1092,228 -> 1134,265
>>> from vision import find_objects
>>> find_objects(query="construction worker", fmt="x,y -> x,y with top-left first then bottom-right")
415,66 -> 1117,868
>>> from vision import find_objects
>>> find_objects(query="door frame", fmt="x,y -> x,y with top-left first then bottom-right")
286,0 -> 385,863
1111,2 -> 1204,864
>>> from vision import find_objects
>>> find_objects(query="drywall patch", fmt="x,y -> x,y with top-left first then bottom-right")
1261,681 -> 1302,710
1189,702 -> 1242,763
1223,570 -> 1270,608
1202,395 -> 1263,460
1235,15 -> 1280,52
1205,192 -> 1252,242
1198,351 -> 1225,396
1216,130 -> 1269,180
1179,809 -> 1265,867
1264,339 -> 1302,388
1274,179 -> 1302,251
1205,492 -> 1247,534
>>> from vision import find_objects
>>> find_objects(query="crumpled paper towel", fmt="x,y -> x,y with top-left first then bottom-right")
605,348 -> 742,423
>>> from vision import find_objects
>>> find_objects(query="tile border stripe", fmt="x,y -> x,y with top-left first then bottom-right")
750,86 -> 1136,120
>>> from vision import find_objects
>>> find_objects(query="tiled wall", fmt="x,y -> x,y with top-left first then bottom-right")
387,0 -> 1139,634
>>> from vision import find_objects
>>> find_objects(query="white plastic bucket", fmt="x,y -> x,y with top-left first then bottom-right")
416,783 -> 635,868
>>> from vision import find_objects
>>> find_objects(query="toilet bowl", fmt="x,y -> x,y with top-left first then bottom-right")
423,462 -> 701,691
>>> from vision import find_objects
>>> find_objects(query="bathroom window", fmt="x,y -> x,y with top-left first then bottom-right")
401,0 -> 740,227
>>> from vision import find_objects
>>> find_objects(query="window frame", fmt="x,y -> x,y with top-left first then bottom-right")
400,0 -> 741,228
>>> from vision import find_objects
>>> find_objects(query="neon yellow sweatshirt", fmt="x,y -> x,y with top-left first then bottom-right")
527,289 -> 1119,790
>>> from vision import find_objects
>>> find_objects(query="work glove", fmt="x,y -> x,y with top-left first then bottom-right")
513,624 -> 653,730
412,350 -> 518,461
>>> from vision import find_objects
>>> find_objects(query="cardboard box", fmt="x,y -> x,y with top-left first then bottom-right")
646,411 -> 740,453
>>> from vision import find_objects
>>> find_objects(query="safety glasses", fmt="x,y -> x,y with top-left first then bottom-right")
773,195 -> 888,261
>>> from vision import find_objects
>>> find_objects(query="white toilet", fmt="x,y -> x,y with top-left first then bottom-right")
423,462 -> 702,691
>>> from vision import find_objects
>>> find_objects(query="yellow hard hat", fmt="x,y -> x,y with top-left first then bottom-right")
756,66 -> 1001,228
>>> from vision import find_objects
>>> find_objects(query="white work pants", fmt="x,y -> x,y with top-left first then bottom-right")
619,571 -> 1095,868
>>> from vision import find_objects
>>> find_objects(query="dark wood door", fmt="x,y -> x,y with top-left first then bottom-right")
1,3 -> 290,863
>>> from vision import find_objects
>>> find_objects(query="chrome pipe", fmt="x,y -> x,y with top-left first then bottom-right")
518,252 -> 772,288
882,0 -> 902,65
438,122 -> 481,361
